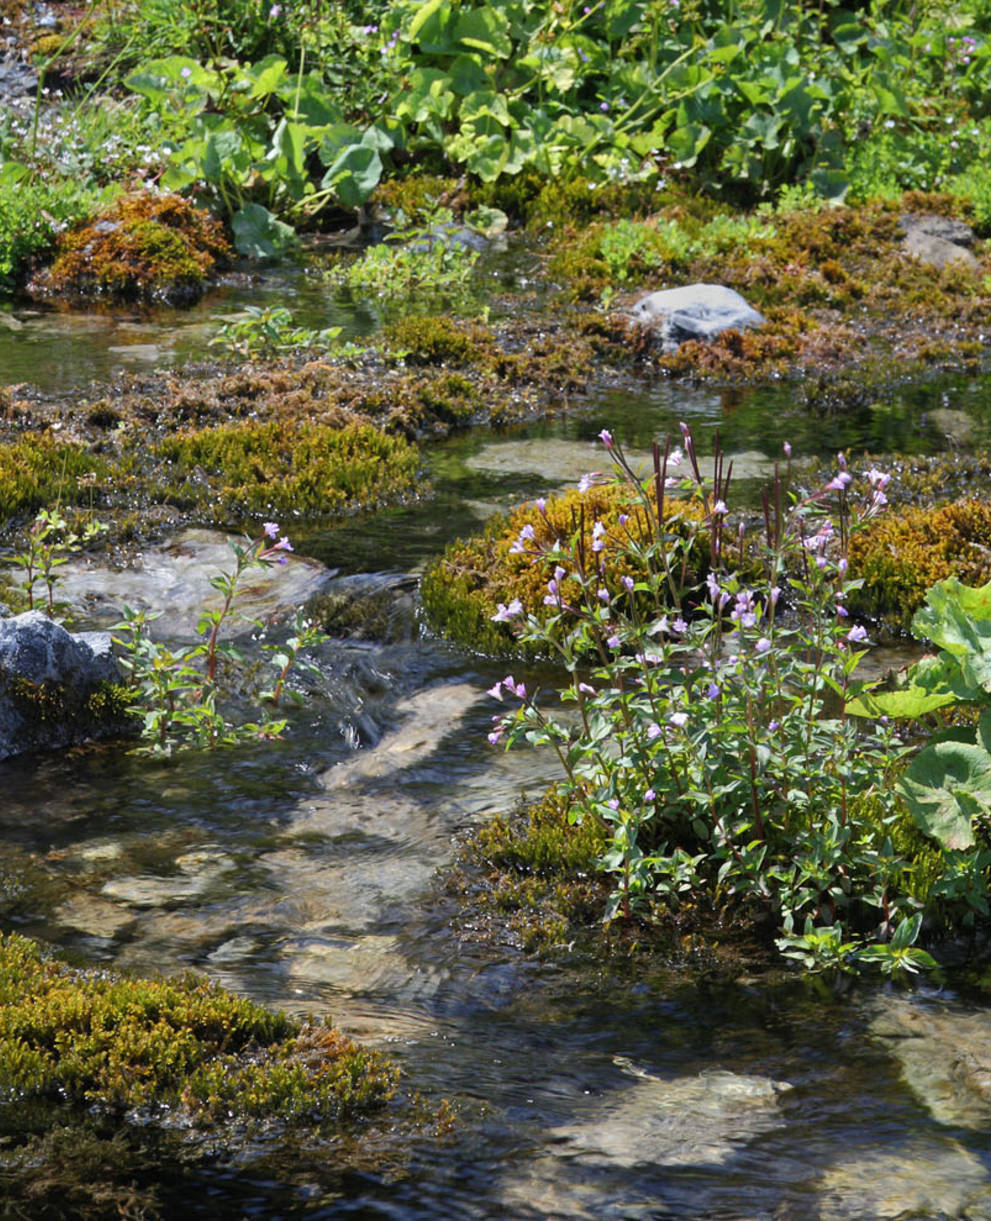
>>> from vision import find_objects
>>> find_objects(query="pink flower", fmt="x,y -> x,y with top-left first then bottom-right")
263,521 -> 280,539
599,429 -> 613,447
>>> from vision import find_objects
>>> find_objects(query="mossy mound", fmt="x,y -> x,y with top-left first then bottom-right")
156,419 -> 421,518
382,314 -> 495,366
0,931 -> 398,1125
850,498 -> 991,629
31,192 -> 230,306
0,434 -> 106,523
421,483 -> 709,657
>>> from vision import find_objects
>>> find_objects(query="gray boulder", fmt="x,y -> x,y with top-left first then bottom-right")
0,610 -> 128,761
900,212 -> 977,271
626,284 -> 765,351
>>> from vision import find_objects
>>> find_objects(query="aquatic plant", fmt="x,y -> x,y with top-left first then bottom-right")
324,210 -> 480,301
113,524 -> 328,754
0,931 -> 398,1123
486,428 -> 940,974
210,305 -> 342,359
7,508 -> 107,617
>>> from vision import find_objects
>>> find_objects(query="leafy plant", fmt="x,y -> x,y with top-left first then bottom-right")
487,428 -> 938,973
112,524 -> 328,754
7,509 -> 107,618
851,577 -> 991,855
210,305 -> 342,358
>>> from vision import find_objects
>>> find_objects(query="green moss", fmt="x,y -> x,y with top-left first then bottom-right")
451,790 -> 610,952
36,192 -> 230,305
156,419 -> 421,518
7,677 -> 131,732
421,483 -> 710,657
371,174 -> 466,223
849,498 -> 991,629
0,932 -> 398,1125
0,434 -> 106,523
382,315 -> 494,366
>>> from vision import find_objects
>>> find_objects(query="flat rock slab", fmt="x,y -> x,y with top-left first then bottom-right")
43,528 -> 330,638
625,284 -> 765,350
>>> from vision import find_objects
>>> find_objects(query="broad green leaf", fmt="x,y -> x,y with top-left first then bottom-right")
246,55 -> 288,99
846,653 -> 967,718
898,737 -> 991,850
448,53 -> 488,96
408,0 -> 447,41
0,161 -> 28,186
810,167 -> 850,201
453,7 -> 512,58
320,142 -> 382,207
913,577 -> 991,696
232,204 -> 296,258
668,122 -> 711,168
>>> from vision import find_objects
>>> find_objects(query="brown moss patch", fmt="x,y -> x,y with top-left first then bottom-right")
30,192 -> 230,306
850,498 -> 991,629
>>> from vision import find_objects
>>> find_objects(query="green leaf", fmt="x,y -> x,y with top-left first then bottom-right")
320,141 -> 382,208
232,204 -> 297,259
668,122 -> 711,168
846,653 -> 967,719
453,7 -> 513,58
408,0 -> 447,41
913,577 -> 991,696
898,736 -> 991,850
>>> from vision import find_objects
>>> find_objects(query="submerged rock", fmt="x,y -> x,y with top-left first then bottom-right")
0,610 -> 127,761
869,993 -> 991,1128
625,284 -> 765,351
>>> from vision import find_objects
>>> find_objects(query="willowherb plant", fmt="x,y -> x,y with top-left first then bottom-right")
113,523 -> 328,755
488,425 -> 937,974
8,509 -> 108,619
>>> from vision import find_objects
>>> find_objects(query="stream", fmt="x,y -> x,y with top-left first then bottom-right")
5,273 -> 991,1217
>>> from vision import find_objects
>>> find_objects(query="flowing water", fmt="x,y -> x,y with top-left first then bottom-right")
5,274 -> 991,1217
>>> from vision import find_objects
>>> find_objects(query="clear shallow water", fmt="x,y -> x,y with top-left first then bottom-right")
5,272 -> 991,1215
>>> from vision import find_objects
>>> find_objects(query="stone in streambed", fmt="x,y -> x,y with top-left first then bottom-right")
0,610 -> 128,761
625,284 -> 765,351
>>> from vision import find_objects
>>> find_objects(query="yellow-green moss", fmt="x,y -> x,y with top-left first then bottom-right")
421,483 -> 709,657
35,192 -> 230,305
850,498 -> 991,629
382,315 -> 494,366
156,419 -> 421,517
0,932 -> 398,1125
0,434 -> 106,522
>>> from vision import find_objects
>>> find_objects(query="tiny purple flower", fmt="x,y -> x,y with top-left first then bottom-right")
578,682 -> 596,695
607,633 -> 621,649
647,722 -> 662,740
535,497 -> 547,515
671,617 -> 687,634
768,720 -> 780,732
711,499 -> 728,516
599,428 -> 613,447
847,625 -> 869,644
755,637 -> 771,653
608,798 -> 620,811
600,101 -> 610,112
670,711 -> 688,728
644,788 -> 656,802
618,514 -> 629,526
707,682 -> 720,698
836,604 -> 849,618
263,521 -> 280,538
783,441 -> 792,457
274,537 -> 293,551
487,729 -> 503,745
622,575 -> 635,593
598,587 -> 610,603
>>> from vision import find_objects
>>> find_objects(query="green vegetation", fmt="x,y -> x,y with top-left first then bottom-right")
156,419 -> 421,516
0,931 -> 398,1123
476,428 -> 988,973
0,435 -> 106,523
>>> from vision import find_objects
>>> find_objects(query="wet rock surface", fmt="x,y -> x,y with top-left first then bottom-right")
0,609 -> 125,760
625,283 -> 766,350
